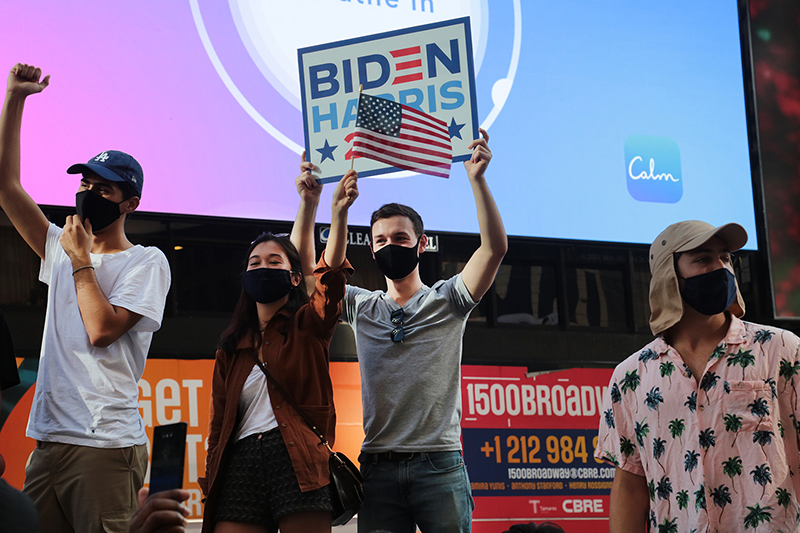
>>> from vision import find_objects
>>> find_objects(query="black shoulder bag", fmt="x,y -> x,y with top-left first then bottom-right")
250,352 -> 364,526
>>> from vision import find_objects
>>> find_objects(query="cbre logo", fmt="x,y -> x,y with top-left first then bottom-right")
624,135 -> 683,204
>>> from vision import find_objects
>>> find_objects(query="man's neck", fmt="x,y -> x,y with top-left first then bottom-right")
386,271 -> 424,307
665,310 -> 731,381
90,221 -> 133,254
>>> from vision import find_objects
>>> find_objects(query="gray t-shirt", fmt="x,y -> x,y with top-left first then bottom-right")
342,274 -> 477,452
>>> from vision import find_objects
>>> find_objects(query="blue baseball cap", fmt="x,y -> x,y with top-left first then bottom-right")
67,150 -> 143,197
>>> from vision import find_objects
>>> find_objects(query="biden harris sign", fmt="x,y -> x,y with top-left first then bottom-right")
298,17 -> 479,183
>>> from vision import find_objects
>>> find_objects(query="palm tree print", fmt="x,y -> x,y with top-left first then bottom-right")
699,428 -> 716,456
644,386 -> 664,426
620,369 -> 641,394
749,397 -> 770,417
791,414 -> 800,434
694,484 -> 706,512
602,451 -> 619,467
727,348 -> 756,379
682,363 -> 693,379
724,413 -> 743,446
653,437 -> 667,472
779,358 -> 799,393
638,348 -> 658,371
743,503 -> 773,530
711,484 -> 732,522
604,408 -> 615,429
685,449 -> 700,485
659,360 -> 676,388
648,479 -> 656,502
754,329 -> 774,345
722,456 -> 743,494
621,370 -> 641,412
656,475 -> 672,514
764,377 -> 777,400
724,380 -> 731,394
685,391 -> 697,413
668,418 -> 685,446
700,371 -> 720,403
776,487 -> 792,518
749,397 -> 771,431
676,489 -> 689,513
751,463 -> 773,499
610,382 -> 622,403
711,343 -> 728,360
752,430 -> 774,461
634,419 -> 650,448
649,510 -> 657,530
657,517 -> 678,533
779,358 -> 799,410
619,436 -> 636,458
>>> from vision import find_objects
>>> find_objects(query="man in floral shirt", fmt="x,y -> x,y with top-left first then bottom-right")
596,220 -> 800,532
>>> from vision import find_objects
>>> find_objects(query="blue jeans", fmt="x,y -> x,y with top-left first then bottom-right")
357,451 -> 474,533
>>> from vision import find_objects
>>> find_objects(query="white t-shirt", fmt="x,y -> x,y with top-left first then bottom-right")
26,223 -> 171,447
233,364 -> 279,442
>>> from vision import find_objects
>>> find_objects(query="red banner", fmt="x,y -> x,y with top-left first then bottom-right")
461,365 -> 614,533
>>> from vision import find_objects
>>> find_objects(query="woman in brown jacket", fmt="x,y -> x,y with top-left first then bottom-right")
199,170 -> 357,533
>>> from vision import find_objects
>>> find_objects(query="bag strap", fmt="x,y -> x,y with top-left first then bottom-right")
248,349 -> 332,451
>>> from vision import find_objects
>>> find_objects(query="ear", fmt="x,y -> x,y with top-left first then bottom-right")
417,234 -> 428,255
123,196 -> 140,214
291,271 -> 303,287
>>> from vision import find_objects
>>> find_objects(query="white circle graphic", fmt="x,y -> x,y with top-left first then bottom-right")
190,0 -> 521,157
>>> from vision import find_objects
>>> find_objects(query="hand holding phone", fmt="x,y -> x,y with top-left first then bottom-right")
148,422 -> 187,495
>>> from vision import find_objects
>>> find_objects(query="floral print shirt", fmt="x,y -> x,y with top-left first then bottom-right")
596,317 -> 800,532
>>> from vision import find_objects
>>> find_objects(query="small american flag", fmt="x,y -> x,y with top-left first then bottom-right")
346,93 -> 452,178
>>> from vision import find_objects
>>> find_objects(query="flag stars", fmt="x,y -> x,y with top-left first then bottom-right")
357,94 -> 401,137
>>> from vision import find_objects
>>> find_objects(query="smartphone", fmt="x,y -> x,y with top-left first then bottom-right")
148,422 -> 187,495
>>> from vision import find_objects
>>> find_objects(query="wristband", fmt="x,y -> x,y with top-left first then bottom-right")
72,265 -> 95,276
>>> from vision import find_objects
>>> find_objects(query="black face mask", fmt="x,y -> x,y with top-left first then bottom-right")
681,268 -> 738,316
242,268 -> 294,304
374,241 -> 420,280
76,190 -> 123,231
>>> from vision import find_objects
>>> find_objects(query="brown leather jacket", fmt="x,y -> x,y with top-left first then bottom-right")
199,258 -> 352,531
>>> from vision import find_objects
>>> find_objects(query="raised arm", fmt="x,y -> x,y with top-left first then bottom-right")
460,128 -> 508,300
0,63 -> 51,259
322,169 -> 358,269
290,151 -> 322,294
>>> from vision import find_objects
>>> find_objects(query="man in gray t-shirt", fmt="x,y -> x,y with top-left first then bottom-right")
292,128 -> 506,532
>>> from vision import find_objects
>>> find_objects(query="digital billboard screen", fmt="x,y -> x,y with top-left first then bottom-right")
0,1 -> 758,248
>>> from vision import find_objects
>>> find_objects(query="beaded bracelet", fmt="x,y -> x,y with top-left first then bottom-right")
72,265 -> 95,276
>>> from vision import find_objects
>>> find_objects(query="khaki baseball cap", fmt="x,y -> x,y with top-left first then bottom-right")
648,220 -> 747,335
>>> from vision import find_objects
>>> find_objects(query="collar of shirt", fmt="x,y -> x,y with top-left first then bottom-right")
234,308 -> 292,351
651,315 -> 749,357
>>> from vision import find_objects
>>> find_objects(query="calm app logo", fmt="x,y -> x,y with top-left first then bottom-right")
625,135 -> 683,203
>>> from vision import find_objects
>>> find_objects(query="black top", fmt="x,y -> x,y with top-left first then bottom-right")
0,307 -> 19,391
0,478 -> 39,532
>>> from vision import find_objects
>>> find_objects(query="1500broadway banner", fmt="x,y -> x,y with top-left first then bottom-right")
461,365 -> 615,533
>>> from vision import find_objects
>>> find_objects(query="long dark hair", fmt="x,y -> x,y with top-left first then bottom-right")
217,232 -> 309,355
